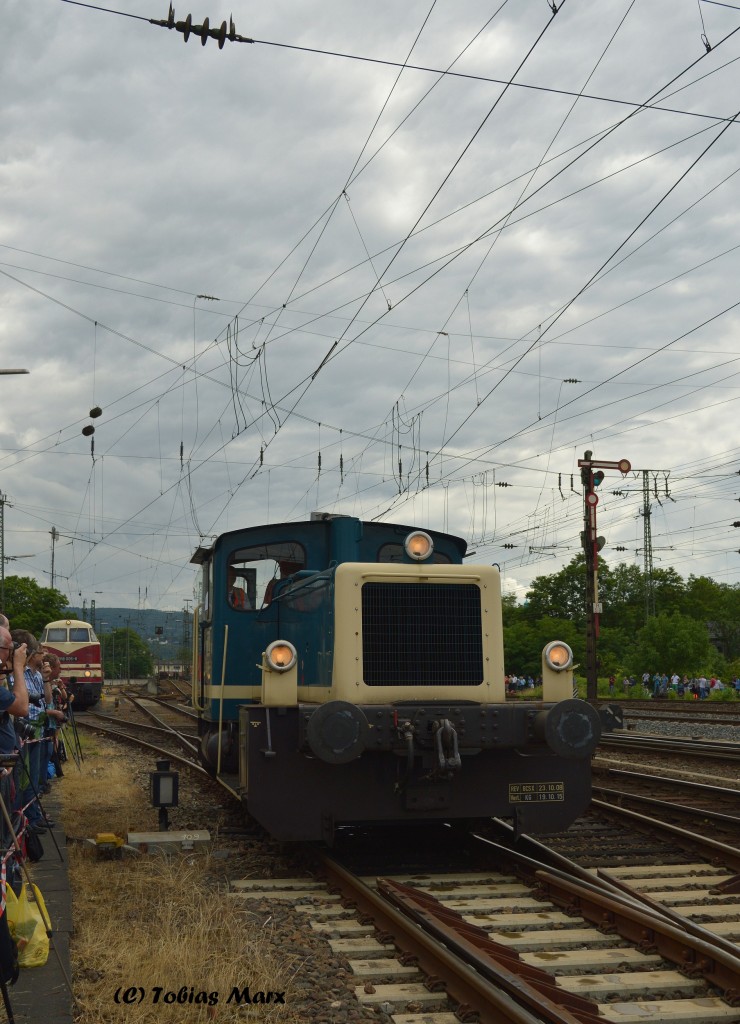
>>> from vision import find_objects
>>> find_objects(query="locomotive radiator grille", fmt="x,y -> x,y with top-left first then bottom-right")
361,582 -> 483,686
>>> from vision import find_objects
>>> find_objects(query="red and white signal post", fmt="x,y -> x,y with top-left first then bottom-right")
577,452 -> 631,700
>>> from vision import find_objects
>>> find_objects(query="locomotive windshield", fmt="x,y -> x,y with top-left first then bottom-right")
70,628 -> 95,642
44,626 -> 96,642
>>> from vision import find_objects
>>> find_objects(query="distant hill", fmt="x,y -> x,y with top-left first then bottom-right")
63,606 -> 192,656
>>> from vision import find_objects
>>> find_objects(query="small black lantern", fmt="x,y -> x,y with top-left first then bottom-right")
150,759 -> 179,831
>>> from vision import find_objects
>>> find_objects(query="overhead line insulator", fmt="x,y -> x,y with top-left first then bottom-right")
151,9 -> 252,49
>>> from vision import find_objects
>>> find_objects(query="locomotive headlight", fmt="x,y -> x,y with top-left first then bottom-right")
544,641 -> 573,672
404,530 -> 434,561
265,640 -> 297,673
84,670 -> 91,678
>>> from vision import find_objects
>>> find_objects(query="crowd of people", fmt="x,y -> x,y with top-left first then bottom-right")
608,671 -> 740,698
505,674 -> 542,693
0,615 -> 69,876
506,668 -> 740,699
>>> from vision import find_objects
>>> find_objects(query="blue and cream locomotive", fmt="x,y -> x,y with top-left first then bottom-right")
191,514 -> 601,841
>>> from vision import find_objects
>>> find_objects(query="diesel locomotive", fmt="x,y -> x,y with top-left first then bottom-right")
191,514 -> 601,841
40,618 -> 103,709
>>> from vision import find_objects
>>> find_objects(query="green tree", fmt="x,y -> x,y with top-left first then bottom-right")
651,567 -> 685,616
714,585 -> 740,661
680,577 -> 740,661
501,592 -> 523,628
2,575 -> 68,636
680,575 -> 721,622
100,627 -> 153,680
505,560 -> 738,681
594,624 -> 633,677
504,616 -> 580,677
523,555 -> 587,626
600,562 -> 646,634
629,612 -> 711,677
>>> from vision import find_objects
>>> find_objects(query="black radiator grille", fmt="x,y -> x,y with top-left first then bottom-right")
361,582 -> 483,687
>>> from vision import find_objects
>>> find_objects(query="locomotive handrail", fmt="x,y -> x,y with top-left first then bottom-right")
216,624 -> 228,775
190,604 -> 206,712
357,573 -> 483,582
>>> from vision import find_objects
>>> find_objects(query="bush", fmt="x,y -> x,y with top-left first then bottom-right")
708,686 -> 737,702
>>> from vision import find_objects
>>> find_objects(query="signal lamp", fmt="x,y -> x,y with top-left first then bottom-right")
150,759 -> 179,832
543,641 -> 574,672
592,470 -> 605,487
404,530 -> 433,561
265,640 -> 297,673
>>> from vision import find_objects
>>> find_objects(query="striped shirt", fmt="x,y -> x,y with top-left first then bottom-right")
24,668 -> 45,722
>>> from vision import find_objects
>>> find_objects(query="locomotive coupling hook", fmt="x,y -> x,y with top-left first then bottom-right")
434,719 -> 461,771
402,724 -> 414,774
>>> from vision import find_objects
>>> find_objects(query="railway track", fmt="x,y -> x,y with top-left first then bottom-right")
74,695 -> 206,774
73,691 -> 740,1023
618,700 -> 740,723
599,732 -> 740,761
592,769 -> 740,845
228,825 -> 740,1024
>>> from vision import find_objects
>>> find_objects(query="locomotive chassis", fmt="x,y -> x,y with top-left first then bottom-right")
237,700 -> 596,842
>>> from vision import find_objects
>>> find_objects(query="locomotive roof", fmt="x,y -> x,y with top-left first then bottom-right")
44,618 -> 96,630
190,515 -> 468,564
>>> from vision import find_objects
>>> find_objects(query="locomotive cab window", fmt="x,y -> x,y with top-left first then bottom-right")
227,542 -> 306,611
45,628 -> 68,643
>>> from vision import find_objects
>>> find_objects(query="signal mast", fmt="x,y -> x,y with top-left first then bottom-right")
578,451 -> 631,700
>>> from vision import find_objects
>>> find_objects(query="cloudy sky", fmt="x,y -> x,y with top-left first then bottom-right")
2,0 -> 740,613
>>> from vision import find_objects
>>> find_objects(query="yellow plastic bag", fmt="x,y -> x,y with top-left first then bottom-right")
5,883 -> 50,968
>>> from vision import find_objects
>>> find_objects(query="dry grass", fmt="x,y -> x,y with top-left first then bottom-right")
59,741 -> 303,1022
60,737 -> 155,839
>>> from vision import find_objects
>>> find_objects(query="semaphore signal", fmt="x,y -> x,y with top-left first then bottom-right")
577,450 -> 631,700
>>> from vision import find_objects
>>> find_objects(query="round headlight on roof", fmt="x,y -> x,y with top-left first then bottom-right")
544,641 -> 574,672
404,530 -> 434,561
265,640 -> 297,673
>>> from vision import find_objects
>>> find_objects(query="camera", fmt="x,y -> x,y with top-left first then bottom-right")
28,695 -> 42,707
14,720 -> 36,742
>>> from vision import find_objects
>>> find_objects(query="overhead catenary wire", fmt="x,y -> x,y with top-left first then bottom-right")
6,3 -> 740,604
